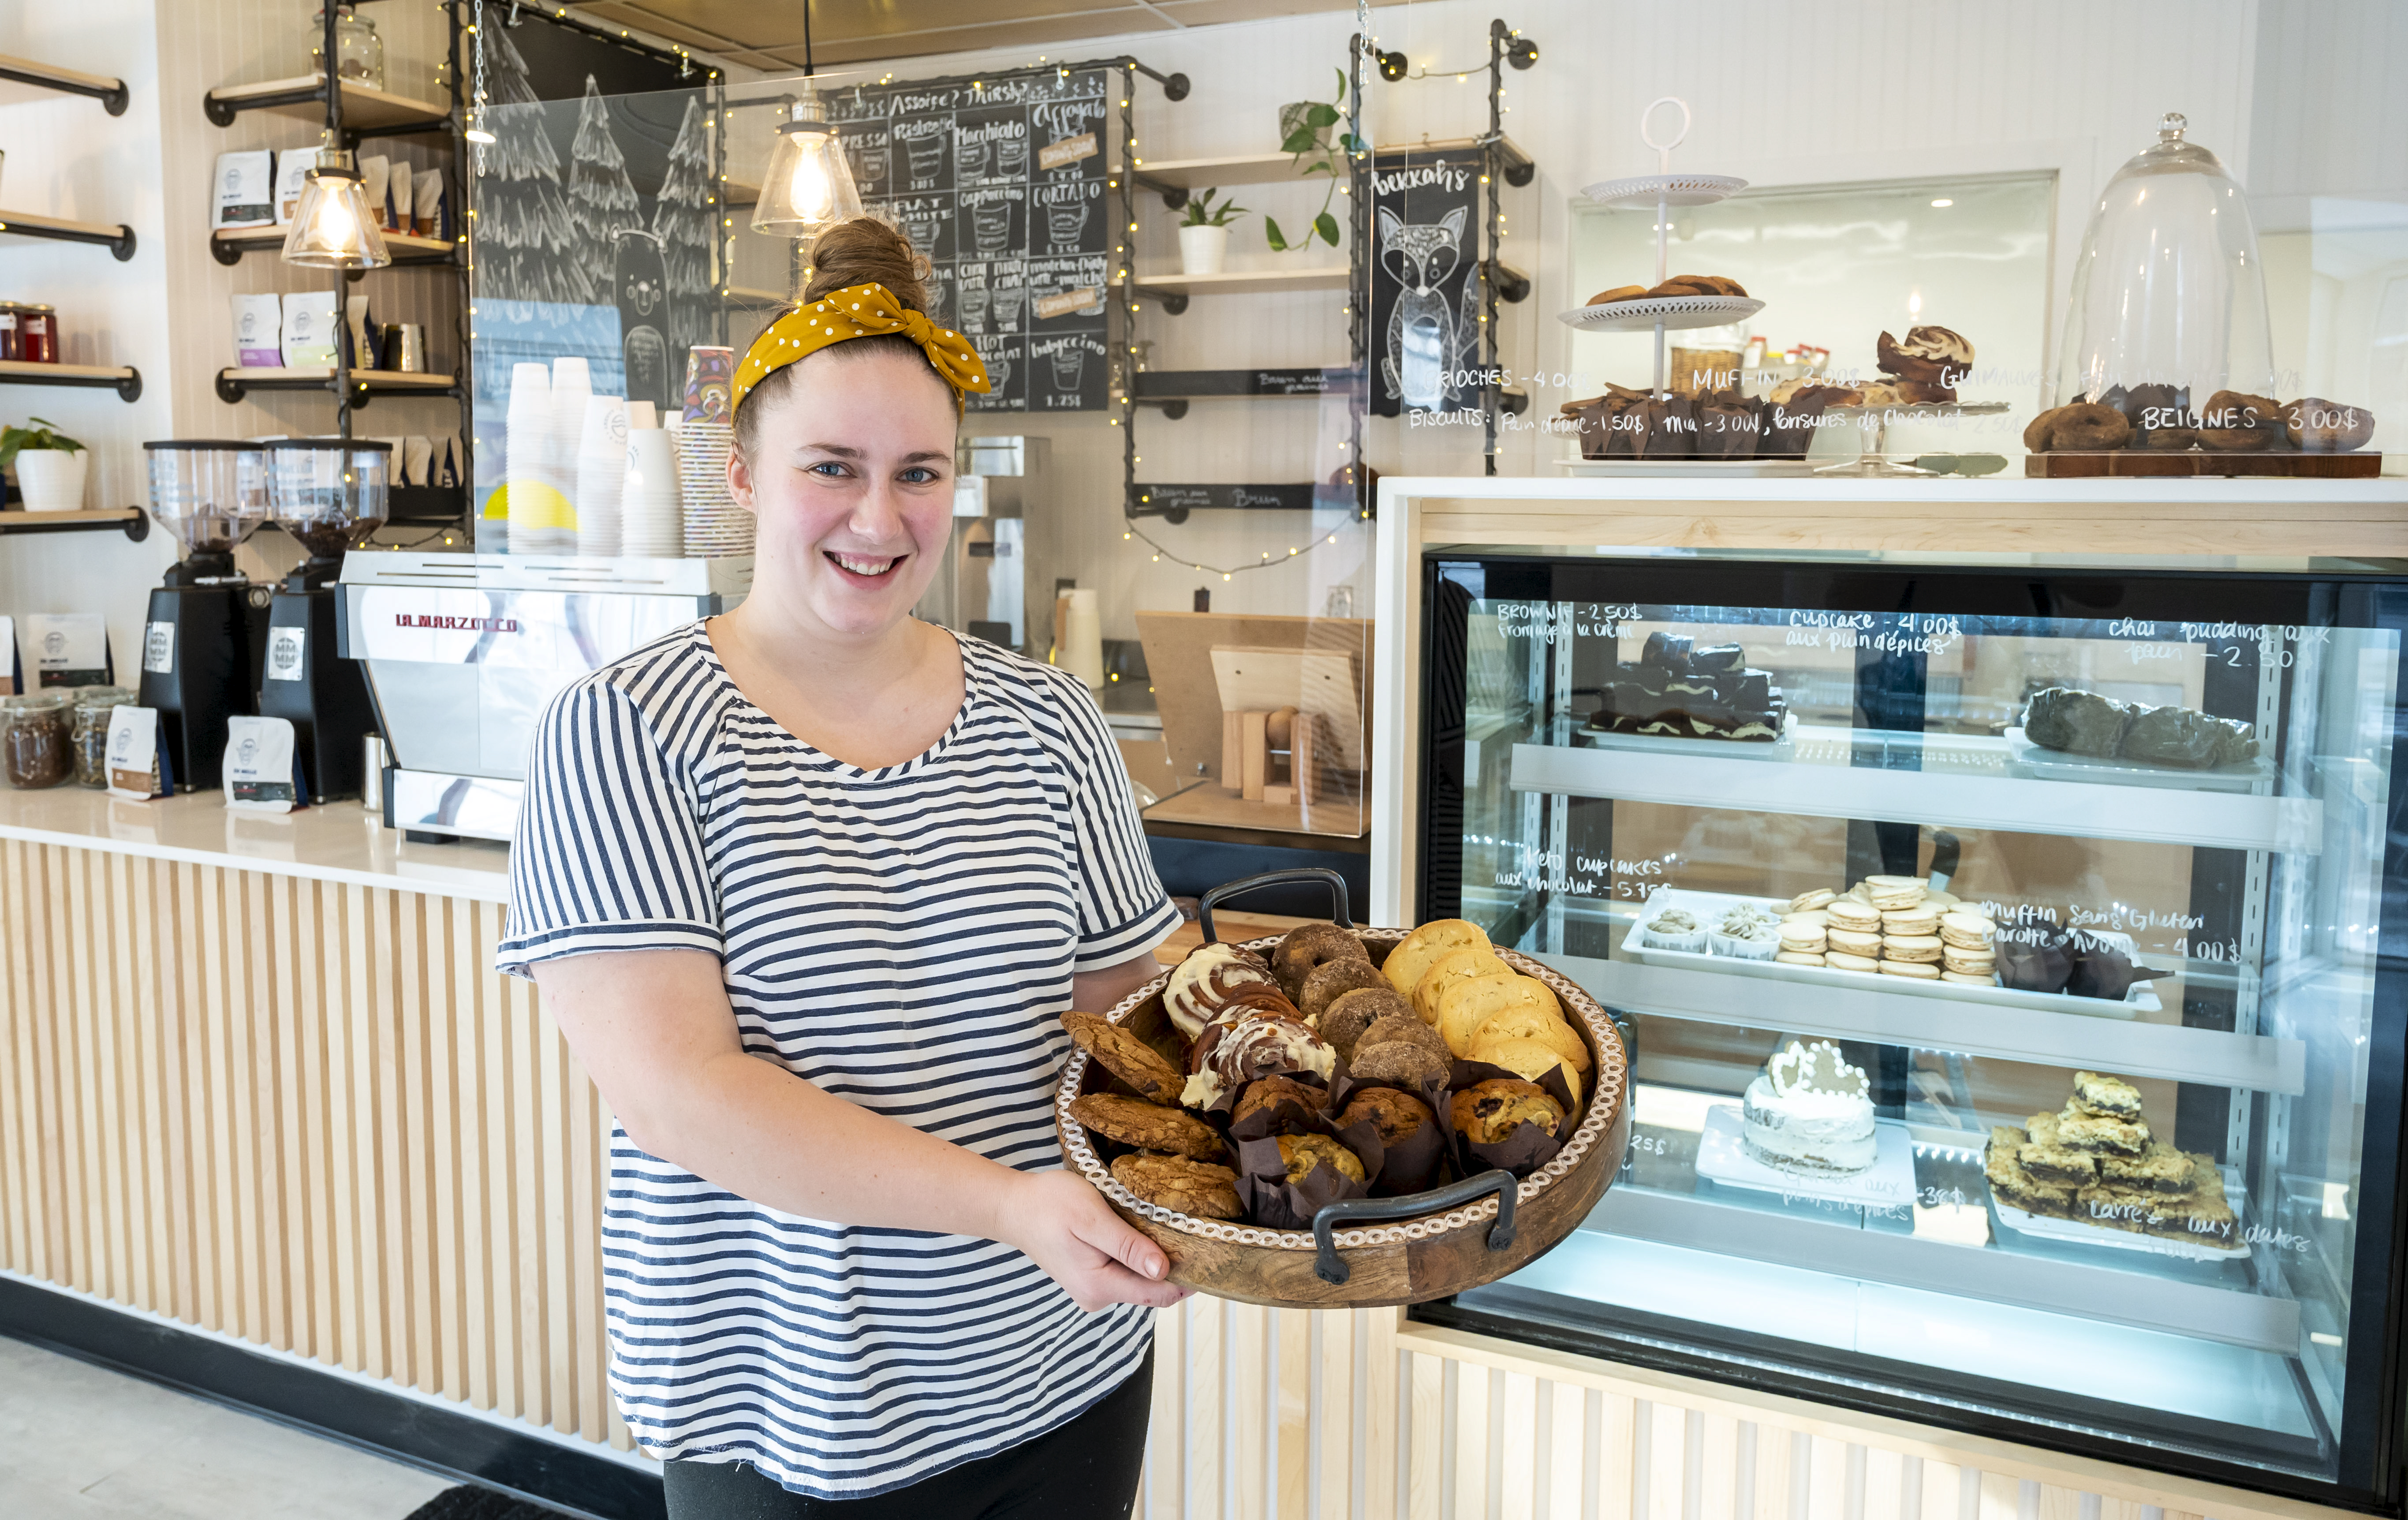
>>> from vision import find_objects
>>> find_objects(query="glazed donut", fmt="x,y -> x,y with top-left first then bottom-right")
1271,922 -> 1370,999
2285,397 -> 2377,453
2197,390 -> 2283,451
1297,956 -> 1387,1024
2026,402 -> 2132,453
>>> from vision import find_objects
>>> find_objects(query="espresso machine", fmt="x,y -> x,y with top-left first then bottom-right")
338,553 -> 750,841
139,441 -> 273,791
257,437 -> 386,802
925,435 -> 1046,650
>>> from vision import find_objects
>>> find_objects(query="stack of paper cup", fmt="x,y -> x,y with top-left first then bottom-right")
676,418 -> 751,557
575,395 -> 629,557
506,361 -> 573,556
622,425 -> 680,558
1059,588 -> 1105,691
548,357 -> 591,535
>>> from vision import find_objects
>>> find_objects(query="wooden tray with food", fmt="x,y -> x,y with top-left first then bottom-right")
1053,870 -> 1631,1307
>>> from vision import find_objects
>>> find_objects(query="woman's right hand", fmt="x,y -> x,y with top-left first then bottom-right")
1003,1170 -> 1194,1312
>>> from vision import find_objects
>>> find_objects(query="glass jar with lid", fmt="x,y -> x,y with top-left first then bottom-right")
68,687 -> 137,788
2,692 -> 75,789
309,5 -> 385,91
2053,112 -> 2275,414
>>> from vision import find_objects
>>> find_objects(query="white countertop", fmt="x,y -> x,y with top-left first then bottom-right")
0,786 -> 511,903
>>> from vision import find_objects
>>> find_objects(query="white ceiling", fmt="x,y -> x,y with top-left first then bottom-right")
566,0 -> 1364,74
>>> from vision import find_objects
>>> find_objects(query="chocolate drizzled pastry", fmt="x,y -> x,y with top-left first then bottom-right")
1589,632 -> 1786,743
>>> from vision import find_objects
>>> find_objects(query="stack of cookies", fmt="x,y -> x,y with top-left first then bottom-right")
1379,918 -> 1590,1101
1585,273 -> 1750,305
1983,1071 -> 2236,1248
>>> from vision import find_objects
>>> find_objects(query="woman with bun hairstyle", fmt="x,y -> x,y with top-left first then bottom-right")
498,218 -> 1187,1517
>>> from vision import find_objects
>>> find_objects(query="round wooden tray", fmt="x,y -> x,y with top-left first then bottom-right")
1054,929 -> 1631,1308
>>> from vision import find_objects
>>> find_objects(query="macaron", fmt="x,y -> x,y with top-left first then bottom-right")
1940,970 -> 1994,986
1882,906 -> 1941,936
1779,923 -> 1828,954
1788,889 -> 1838,913
1883,934 -> 1945,963
1783,908 -> 1830,929
1879,958 -> 1941,979
1939,911 -> 1996,951
1826,950 -> 1881,973
1828,927 -> 1883,957
1942,947 -> 1996,977
1826,899 -> 1882,933
1923,889 -> 1962,910
1864,875 -> 1927,911
1774,950 -> 1826,966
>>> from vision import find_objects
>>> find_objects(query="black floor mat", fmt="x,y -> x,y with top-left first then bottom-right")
404,1484 -> 572,1520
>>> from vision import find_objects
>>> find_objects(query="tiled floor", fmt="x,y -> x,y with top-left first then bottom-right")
0,1335 -> 454,1520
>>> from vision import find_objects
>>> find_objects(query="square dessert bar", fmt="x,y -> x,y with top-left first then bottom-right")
2147,1188 -> 2237,1248
2098,1141 -> 2195,1193
2073,1181 -> 2160,1235
2016,1111 -> 2098,1184
2056,1105 -> 2150,1156
1986,1127 -> 2075,1217
2072,1070 -> 2144,1122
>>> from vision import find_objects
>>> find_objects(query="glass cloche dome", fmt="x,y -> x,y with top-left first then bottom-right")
2053,112 -> 2276,412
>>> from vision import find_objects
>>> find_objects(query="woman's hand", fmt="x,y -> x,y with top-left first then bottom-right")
1001,1170 -> 1194,1313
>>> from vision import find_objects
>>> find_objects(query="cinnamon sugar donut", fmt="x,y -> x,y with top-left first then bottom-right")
1297,955 -> 1387,1024
1271,922 -> 1370,999
2025,402 -> 2132,453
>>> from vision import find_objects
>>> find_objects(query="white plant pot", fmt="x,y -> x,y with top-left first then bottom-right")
12,449 -> 87,512
1178,223 -> 1230,276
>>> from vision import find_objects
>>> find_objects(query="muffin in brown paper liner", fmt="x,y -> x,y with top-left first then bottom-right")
1233,1117 -> 1386,1231
1443,1060 -> 1577,1178
1225,1075 -> 1334,1143
1325,1069 -> 1449,1195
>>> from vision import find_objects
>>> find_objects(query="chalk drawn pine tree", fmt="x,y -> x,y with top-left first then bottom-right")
567,76 -> 643,284
478,24 -> 587,305
652,93 -> 718,356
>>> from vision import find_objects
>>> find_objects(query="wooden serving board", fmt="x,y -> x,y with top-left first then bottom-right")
2025,450 -> 2382,478
1056,930 -> 1632,1308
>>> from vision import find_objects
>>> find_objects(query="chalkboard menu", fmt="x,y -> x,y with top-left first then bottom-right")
1367,149 -> 1482,418
829,67 -> 1116,413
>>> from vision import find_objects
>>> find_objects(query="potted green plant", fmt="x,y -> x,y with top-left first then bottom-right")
0,417 -> 87,513
1267,67 -> 1363,254
1178,188 -> 1247,276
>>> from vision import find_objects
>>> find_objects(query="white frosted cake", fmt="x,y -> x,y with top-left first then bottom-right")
1741,1039 -> 1876,1176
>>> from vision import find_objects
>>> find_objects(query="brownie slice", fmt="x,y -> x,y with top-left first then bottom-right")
2016,1112 -> 2098,1184
2057,1106 -> 2150,1156
2071,1071 -> 2143,1122
2098,1141 -> 2194,1193
1986,1127 -> 2075,1217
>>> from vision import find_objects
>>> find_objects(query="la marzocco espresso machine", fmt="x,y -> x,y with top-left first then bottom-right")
138,441 -> 273,791
338,553 -> 750,841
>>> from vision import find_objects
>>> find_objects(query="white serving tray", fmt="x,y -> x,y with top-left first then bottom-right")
2004,727 -> 2273,795
1991,1196 -> 2247,1262
1557,294 -> 1766,333
1575,715 -> 1795,758
1625,888 -> 2162,1019
1695,1103 -> 1916,1210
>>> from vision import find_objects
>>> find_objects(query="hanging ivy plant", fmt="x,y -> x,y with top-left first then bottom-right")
1266,67 -> 1364,253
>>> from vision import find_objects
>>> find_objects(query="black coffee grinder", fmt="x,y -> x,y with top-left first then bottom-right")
257,437 -> 386,802
138,441 -> 273,792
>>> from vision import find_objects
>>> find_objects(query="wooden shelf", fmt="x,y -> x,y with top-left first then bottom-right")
0,359 -> 140,401
0,52 -> 128,114
1134,134 -> 1534,206
0,208 -> 134,261
1130,267 -> 1349,309
215,367 -> 457,406
0,507 -> 148,541
203,73 -> 450,134
210,226 -> 457,267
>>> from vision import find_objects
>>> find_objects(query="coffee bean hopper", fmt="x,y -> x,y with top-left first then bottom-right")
138,441 -> 273,791
258,437 -> 387,802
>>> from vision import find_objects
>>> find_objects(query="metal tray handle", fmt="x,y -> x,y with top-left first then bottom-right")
1310,1169 -> 1518,1285
1198,867 -> 1353,942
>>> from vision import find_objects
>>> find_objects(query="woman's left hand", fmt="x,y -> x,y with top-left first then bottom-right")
1002,1170 -> 1195,1313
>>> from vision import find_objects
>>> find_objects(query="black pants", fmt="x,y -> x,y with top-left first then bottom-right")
663,1349 -> 1154,1520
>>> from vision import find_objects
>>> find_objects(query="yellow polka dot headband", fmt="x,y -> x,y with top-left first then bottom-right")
733,281 -> 991,413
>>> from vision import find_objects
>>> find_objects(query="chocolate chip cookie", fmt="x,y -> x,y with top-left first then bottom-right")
1061,1011 -> 1182,1104
1071,1093 -> 1227,1161
1111,1152 -> 1243,1220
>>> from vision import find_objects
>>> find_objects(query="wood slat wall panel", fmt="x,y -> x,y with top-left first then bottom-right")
0,842 -> 627,1452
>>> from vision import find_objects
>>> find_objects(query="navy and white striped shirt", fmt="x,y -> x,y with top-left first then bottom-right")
498,623 -> 1181,1498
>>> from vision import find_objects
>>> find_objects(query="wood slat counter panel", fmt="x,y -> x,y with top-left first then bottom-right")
0,839 -> 629,1452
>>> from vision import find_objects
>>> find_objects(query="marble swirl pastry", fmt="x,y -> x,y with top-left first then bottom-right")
1180,1015 -> 1335,1109
1164,941 -> 1278,1040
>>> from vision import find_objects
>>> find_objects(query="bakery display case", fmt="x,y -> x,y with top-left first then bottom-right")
1403,544 -> 2408,1505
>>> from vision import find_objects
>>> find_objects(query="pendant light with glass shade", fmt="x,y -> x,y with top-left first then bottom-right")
282,136 -> 392,269
750,2 -> 861,238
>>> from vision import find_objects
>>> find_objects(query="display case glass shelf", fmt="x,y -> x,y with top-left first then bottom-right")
1409,547 -> 2408,1501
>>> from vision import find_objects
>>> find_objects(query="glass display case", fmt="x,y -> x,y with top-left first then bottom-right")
1408,548 -> 2407,1506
